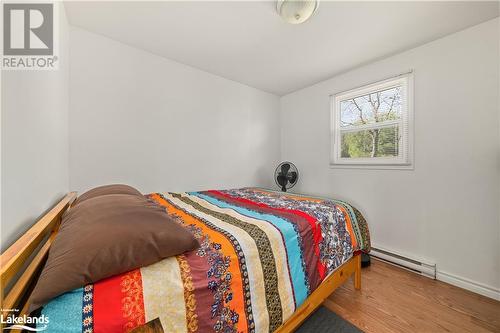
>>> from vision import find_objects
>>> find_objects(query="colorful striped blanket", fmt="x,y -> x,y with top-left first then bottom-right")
40,188 -> 370,333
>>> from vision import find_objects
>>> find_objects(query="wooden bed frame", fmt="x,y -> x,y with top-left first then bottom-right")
0,193 -> 361,333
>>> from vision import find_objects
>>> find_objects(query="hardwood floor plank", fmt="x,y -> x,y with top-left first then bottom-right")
326,259 -> 500,333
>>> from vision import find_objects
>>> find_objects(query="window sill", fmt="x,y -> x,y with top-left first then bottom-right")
329,163 -> 414,170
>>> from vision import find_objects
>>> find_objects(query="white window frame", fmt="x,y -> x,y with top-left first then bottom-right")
330,72 -> 414,169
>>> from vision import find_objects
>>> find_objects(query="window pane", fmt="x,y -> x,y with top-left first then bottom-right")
341,126 -> 399,158
340,86 -> 402,128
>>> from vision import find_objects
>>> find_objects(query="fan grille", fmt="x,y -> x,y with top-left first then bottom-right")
274,162 -> 299,192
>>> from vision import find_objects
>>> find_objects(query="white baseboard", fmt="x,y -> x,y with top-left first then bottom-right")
370,243 -> 500,301
436,270 -> 500,301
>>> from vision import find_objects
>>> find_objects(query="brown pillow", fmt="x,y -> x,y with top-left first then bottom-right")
30,194 -> 199,310
72,184 -> 142,206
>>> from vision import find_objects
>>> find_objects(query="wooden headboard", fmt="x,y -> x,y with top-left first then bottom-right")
0,192 -> 77,323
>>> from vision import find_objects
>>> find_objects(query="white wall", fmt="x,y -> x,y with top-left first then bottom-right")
1,6 -> 70,251
69,27 -> 280,194
280,19 -> 500,298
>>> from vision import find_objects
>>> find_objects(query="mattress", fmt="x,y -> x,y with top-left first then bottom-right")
40,188 -> 370,333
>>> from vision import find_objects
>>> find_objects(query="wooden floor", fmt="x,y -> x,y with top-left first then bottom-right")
325,259 -> 500,333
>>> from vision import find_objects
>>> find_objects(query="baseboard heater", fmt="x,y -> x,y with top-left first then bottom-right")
370,247 -> 436,279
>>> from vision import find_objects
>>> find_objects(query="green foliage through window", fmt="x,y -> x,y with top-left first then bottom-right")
341,126 -> 399,158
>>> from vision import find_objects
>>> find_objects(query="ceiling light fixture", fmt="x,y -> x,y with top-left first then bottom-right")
276,0 -> 319,24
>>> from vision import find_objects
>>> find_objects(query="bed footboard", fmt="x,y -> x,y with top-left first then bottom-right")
274,253 -> 362,333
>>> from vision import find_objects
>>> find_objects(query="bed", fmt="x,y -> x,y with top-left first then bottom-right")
0,188 -> 370,333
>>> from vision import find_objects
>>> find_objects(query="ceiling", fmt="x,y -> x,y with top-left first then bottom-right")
64,1 -> 499,96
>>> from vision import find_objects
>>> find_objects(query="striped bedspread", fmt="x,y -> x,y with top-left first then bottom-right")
40,188 -> 370,333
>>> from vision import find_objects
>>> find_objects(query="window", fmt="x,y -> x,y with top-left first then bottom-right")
330,73 -> 413,168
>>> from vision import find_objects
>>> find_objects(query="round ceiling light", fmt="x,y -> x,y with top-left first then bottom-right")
276,0 -> 319,24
